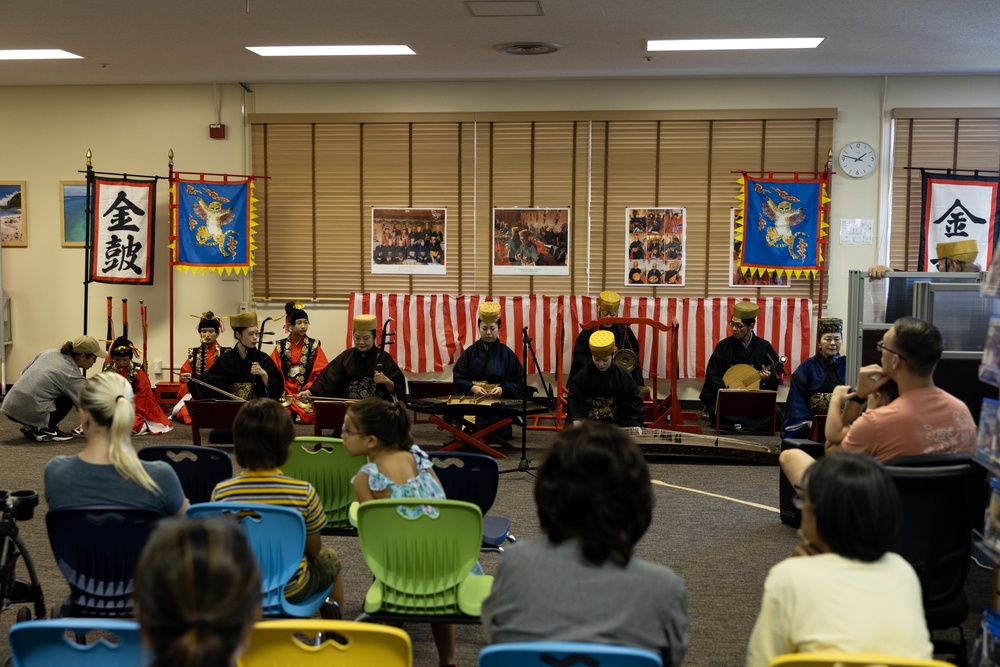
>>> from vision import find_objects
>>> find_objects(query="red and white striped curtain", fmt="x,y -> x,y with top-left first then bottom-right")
349,293 -> 813,379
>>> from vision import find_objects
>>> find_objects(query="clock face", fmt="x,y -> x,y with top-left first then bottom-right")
839,142 -> 877,178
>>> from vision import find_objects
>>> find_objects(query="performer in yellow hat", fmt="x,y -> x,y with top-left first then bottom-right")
270,301 -> 329,424
867,239 -> 982,278
304,313 -> 407,402
199,311 -> 284,401
566,329 -> 643,427
699,300 -> 783,430
569,290 -> 644,389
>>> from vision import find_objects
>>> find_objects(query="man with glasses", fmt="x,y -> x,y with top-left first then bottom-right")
699,300 -> 783,431
304,313 -> 406,402
198,311 -> 284,401
834,316 -> 975,460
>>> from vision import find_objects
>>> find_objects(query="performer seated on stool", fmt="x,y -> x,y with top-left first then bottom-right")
271,301 -> 329,424
699,300 -> 783,431
302,313 -> 407,403
569,290 -> 644,389
171,311 -> 229,424
104,336 -> 173,435
453,301 -> 525,442
780,318 -> 846,439
566,330 -> 644,427
196,311 -> 284,401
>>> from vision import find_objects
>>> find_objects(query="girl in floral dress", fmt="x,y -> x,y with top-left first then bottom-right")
343,397 -> 457,667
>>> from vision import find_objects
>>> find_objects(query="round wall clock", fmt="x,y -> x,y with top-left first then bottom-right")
838,141 -> 877,178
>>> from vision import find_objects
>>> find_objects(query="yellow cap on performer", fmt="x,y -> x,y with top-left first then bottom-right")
353,314 -> 377,331
589,330 -> 615,357
518,230 -> 530,239
597,290 -> 621,313
230,311 -> 258,328
478,301 -> 502,325
937,239 -> 979,262
733,301 -> 759,320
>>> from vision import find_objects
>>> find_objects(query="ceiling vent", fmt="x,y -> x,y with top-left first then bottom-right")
495,42 -> 560,56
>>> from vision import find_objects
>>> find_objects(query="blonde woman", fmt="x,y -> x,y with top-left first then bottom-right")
44,372 -> 188,515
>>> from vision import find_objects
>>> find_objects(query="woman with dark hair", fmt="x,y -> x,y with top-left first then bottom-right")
481,421 -> 689,667
135,516 -> 261,667
746,453 -> 932,666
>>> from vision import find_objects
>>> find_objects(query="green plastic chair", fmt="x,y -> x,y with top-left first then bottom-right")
281,437 -> 365,534
354,498 -> 494,619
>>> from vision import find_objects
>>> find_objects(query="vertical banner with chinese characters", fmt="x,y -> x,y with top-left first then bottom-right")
737,175 -> 828,279
171,179 -> 255,273
89,178 -> 156,284
919,171 -> 1000,271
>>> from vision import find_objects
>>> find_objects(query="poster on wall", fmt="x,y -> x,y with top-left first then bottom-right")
624,207 -> 685,286
729,208 -> 789,287
371,207 -> 447,275
0,182 -> 27,248
492,207 -> 569,276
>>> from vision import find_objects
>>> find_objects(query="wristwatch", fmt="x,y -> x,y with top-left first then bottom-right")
848,387 -> 866,405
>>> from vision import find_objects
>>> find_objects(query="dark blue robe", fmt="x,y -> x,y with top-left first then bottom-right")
780,353 -> 846,439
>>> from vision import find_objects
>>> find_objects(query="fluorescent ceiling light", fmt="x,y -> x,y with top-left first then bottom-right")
247,45 -> 415,57
0,49 -> 82,60
647,37 -> 824,52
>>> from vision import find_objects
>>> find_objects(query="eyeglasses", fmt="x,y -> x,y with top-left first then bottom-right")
876,340 -> 907,361
341,424 -> 363,438
729,322 -> 748,330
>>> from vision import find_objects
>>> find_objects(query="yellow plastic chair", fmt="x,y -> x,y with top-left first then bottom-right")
281,436 -> 365,534
353,498 -> 493,620
238,619 -> 411,667
769,652 -> 957,667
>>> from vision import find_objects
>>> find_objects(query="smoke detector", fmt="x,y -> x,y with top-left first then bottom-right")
495,42 -> 561,56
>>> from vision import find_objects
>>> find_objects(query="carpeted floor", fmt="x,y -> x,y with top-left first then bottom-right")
0,410 -> 990,666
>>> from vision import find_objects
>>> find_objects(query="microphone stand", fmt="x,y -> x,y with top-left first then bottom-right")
502,326 -> 555,476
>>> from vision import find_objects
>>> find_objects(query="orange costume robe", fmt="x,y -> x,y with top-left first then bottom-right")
102,361 -> 173,435
172,342 -> 229,425
270,336 -> 329,424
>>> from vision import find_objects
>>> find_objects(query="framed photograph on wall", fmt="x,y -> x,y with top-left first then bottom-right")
0,182 -> 27,247
371,207 -> 447,275
61,181 -> 87,247
625,207 -> 685,286
492,207 -> 570,276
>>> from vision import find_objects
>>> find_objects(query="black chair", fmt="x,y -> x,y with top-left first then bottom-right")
138,444 -> 233,504
46,507 -> 164,618
778,438 -> 825,528
883,459 -> 975,665
427,451 -> 514,551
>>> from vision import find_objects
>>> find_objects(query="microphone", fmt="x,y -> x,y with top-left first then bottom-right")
522,326 -> 529,334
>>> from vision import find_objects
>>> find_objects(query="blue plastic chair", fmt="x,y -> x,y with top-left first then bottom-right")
427,451 -> 514,550
45,507 -> 164,618
479,641 -> 662,667
138,444 -> 233,504
186,502 -> 333,618
9,618 -> 150,667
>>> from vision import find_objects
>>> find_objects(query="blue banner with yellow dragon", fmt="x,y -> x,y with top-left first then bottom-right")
736,175 -> 828,278
171,178 -> 256,273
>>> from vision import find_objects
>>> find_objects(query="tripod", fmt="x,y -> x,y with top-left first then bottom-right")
502,326 -> 555,476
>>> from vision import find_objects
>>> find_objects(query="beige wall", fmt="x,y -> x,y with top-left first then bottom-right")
2,75 -> 999,388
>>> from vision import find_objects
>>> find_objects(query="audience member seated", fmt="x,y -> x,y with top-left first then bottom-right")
44,372 -> 188,515
481,421 -> 689,667
779,379 -> 897,489
211,398 -> 344,618
778,316 -> 975,489
745,453 -> 932,666
780,318 -> 845,439
344,397 -> 457,667
135,516 -> 261,667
